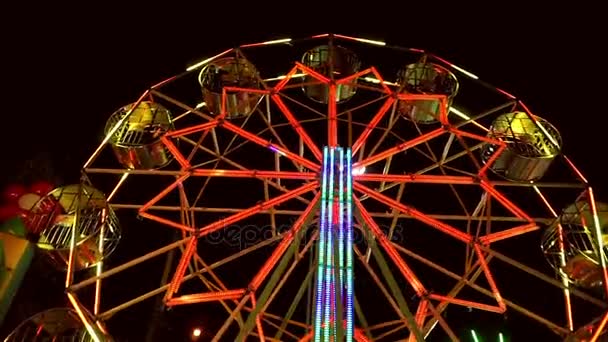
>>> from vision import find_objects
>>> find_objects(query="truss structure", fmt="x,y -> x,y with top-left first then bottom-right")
56,34 -> 608,341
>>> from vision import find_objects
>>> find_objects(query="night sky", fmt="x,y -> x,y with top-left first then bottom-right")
2,3 -> 607,341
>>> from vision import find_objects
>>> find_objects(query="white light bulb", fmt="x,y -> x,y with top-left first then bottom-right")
352,166 -> 366,176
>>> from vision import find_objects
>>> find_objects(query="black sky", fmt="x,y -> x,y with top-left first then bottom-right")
3,3 -> 606,187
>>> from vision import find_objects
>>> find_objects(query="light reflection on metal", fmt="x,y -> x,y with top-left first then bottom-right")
481,112 -> 562,182
105,101 -> 174,170
28,184 -> 121,272
186,48 -> 233,72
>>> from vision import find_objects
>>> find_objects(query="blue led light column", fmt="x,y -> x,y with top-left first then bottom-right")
313,147 -> 354,341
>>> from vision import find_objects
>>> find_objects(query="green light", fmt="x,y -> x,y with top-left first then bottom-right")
471,329 -> 480,342
499,332 -> 504,342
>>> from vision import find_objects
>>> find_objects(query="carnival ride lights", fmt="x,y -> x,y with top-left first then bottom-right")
8,33 -> 607,341
313,147 -> 354,341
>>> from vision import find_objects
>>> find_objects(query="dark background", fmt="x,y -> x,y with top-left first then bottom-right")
1,3 -> 606,341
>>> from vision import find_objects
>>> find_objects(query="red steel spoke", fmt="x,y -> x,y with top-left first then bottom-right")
477,144 -> 506,176
354,128 -> 446,168
161,136 -> 190,169
450,127 -> 506,146
328,84 -> 338,147
354,182 -> 471,243
397,94 -> 448,102
221,120 -> 321,172
335,67 -> 373,85
354,329 -> 371,342
191,169 -> 317,180
274,66 -> 300,91
563,155 -> 588,183
428,293 -> 504,313
369,66 -> 392,94
473,243 -> 506,312
166,120 -> 219,138
354,196 -> 426,296
351,97 -> 395,154
223,86 -> 270,95
590,312 -> 608,342
480,180 -> 533,222
140,173 -> 191,212
250,295 -> 267,342
295,62 -> 331,83
165,236 -> 198,300
408,299 -> 429,342
299,330 -> 313,342
249,192 -> 320,291
479,223 -> 539,244
272,94 -> 323,161
438,97 -> 449,125
355,173 -> 475,185
197,181 -> 318,237
138,212 -> 196,233
167,289 -> 246,306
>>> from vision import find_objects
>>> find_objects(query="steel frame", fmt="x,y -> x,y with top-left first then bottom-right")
60,33 -> 607,341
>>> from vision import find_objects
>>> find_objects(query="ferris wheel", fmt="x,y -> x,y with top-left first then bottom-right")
8,33 -> 608,341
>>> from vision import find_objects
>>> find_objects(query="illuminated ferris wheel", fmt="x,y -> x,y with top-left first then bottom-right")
8,33 -> 608,341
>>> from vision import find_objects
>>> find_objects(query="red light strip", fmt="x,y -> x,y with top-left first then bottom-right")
197,181 -> 318,237
140,173 -> 190,212
355,183 -> 472,243
335,67 -> 373,85
295,62 -> 331,83
479,223 -> 539,244
351,97 -> 395,154
272,94 -> 323,161
249,193 -> 320,291
166,289 -> 246,306
480,180 -> 533,222
428,293 -> 504,313
165,120 -> 219,138
251,294 -> 267,342
369,66 -> 392,94
408,299 -> 429,342
191,169 -> 317,180
354,128 -> 446,168
274,66 -> 300,91
161,136 -> 190,169
354,196 -> 426,295
328,84 -> 338,147
221,120 -> 321,171
355,173 -> 475,185
474,243 -> 506,311
165,236 -> 198,299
